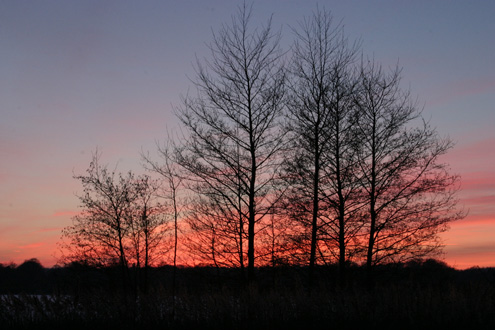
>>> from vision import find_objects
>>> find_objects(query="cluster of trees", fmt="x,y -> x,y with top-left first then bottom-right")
60,5 -> 463,284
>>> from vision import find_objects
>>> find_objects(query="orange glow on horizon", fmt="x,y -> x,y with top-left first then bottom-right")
2,216 -> 493,270
1,137 -> 494,269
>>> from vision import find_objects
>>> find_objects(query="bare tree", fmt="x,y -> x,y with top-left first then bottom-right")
60,152 -> 169,292
142,140 -> 183,295
61,153 -> 134,270
285,8 -> 362,282
129,174 -> 169,293
353,59 -> 464,279
256,210 -> 298,267
184,194 -> 243,268
175,2 -> 287,282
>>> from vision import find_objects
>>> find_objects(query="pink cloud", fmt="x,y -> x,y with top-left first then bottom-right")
446,137 -> 495,160
461,195 -> 495,206
444,242 -> 495,269
452,215 -> 495,227
53,210 -> 81,217
441,138 -> 495,226
1,240 -> 58,267
18,242 -> 45,250
429,77 -> 495,107
459,176 -> 495,193
38,227 -> 63,233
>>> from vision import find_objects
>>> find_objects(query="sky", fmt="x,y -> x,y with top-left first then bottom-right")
0,0 -> 494,269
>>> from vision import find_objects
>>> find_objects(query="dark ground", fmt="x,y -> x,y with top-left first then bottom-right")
1,259 -> 494,329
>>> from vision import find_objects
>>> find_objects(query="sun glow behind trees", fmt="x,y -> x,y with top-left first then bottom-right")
58,5 -> 464,284
2,1 -> 492,270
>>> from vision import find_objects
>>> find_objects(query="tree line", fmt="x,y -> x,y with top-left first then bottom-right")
59,4 -> 463,286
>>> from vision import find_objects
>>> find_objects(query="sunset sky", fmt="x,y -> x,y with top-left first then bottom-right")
1,0 -> 494,269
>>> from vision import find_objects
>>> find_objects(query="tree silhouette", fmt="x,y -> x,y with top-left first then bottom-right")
353,59 -> 464,280
143,139 -> 183,298
284,8 -> 363,283
175,2 -> 287,282
60,151 -> 170,292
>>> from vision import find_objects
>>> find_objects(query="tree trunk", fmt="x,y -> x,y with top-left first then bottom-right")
366,118 -> 377,287
309,143 -> 320,286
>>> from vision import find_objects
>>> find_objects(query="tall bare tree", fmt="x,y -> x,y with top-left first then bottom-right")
353,60 -> 463,279
285,8 -> 362,282
142,140 -> 183,293
175,3 -> 287,282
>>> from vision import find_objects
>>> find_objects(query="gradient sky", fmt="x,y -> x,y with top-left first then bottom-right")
1,0 -> 494,269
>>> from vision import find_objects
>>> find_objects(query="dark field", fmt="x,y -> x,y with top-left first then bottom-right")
1,260 -> 494,330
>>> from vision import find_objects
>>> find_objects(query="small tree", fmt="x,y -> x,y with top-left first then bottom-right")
128,174 -> 169,292
143,140 -> 183,290
61,154 -> 135,268
60,152 -> 169,292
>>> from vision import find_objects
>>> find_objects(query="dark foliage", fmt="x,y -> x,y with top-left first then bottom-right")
1,259 -> 494,329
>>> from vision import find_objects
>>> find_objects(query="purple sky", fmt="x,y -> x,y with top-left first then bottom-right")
1,0 -> 494,268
